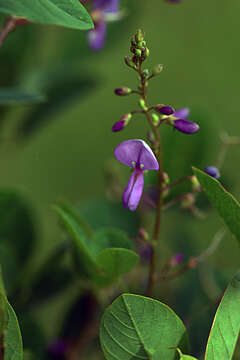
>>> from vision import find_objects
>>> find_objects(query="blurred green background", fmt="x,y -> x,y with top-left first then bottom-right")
0,0 -> 240,357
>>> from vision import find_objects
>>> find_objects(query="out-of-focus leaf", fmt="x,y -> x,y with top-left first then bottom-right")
79,199 -> 140,237
0,190 -> 35,293
4,301 -> 23,360
17,74 -> 98,139
54,204 -> 102,281
96,248 -> 139,280
54,205 -> 137,286
204,271 -> 240,360
0,0 -> 93,30
193,167 -> 240,241
0,88 -> 45,105
0,190 -> 35,265
100,294 -> 189,360
89,228 -> 134,258
19,314 -> 46,358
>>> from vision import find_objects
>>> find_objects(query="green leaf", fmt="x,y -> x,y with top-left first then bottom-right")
0,88 -> 45,105
89,228 -> 134,258
4,301 -> 23,360
204,271 -> 240,360
100,294 -> 189,360
96,248 -> 139,279
0,190 -> 36,292
0,0 -> 93,30
54,205 -> 138,285
78,199 -> 140,237
193,167 -> 240,241
54,204 -> 99,279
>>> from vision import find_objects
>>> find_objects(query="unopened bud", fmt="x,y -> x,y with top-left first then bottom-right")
205,166 -> 220,179
132,55 -> 139,65
162,172 -> 170,185
181,193 -> 195,209
191,175 -> 201,192
174,119 -> 200,134
139,99 -> 148,111
152,64 -> 163,76
135,29 -> 144,43
138,228 -> 149,241
142,69 -> 150,78
112,113 -> 132,132
135,48 -> 142,57
114,87 -> 132,96
152,113 -> 160,126
154,105 -> 175,115
143,47 -> 150,58
188,257 -> 198,269
124,56 -> 135,68
169,253 -> 184,267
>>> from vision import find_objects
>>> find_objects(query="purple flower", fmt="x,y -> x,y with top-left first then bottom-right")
114,139 -> 159,211
87,0 -> 120,51
205,166 -> 220,179
171,108 -> 200,134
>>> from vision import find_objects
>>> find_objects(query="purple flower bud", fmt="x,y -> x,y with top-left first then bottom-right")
112,120 -> 125,132
174,119 -> 200,134
169,253 -> 184,266
155,105 -> 175,116
112,113 -> 132,132
205,166 -> 220,179
114,87 -> 132,96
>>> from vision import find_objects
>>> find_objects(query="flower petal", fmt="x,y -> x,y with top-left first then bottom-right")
174,108 -> 190,120
87,21 -> 106,51
93,0 -> 119,13
123,170 -> 144,211
114,139 -> 159,170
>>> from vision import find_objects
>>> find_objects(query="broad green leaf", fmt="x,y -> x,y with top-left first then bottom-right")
89,228 -> 134,258
193,167 -> 240,241
96,248 -> 139,279
54,205 -> 137,285
0,88 -> 45,105
5,301 -> 23,360
0,0 -> 93,30
100,294 -> 189,360
204,271 -> 240,360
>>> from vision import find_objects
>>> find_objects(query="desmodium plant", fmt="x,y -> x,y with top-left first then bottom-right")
0,1 -> 240,357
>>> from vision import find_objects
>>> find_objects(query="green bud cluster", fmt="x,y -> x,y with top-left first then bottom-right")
128,29 -> 150,65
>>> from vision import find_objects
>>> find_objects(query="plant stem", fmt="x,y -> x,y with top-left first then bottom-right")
138,62 -> 164,297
